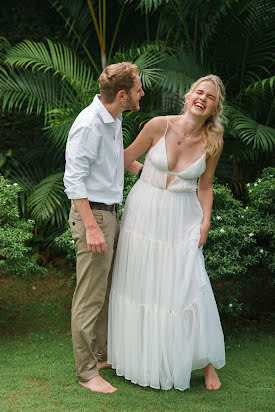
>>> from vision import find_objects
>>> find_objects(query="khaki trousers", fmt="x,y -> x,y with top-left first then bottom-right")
69,204 -> 119,382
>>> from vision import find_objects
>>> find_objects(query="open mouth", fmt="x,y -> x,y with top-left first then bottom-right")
194,102 -> 206,110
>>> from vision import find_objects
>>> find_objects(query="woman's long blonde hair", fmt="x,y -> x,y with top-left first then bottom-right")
181,74 -> 225,157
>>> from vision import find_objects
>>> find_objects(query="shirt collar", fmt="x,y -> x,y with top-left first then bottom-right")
92,95 -> 121,124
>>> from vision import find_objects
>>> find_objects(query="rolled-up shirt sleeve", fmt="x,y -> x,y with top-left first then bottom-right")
64,125 -> 101,199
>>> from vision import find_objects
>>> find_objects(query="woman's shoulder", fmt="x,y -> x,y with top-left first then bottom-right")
146,115 -> 166,129
141,116 -> 166,139
146,115 -> 179,132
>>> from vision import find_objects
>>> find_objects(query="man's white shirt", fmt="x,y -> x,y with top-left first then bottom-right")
64,95 -> 124,205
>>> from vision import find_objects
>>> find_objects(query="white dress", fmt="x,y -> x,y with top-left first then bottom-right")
108,126 -> 225,391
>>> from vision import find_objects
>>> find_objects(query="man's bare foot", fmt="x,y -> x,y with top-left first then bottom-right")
203,364 -> 221,390
79,375 -> 117,393
97,361 -> 112,370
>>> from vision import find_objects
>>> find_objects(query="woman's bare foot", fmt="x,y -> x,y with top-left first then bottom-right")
203,364 -> 221,390
79,375 -> 117,393
97,361 -> 112,370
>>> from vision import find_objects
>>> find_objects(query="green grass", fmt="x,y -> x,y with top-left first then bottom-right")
0,271 -> 274,412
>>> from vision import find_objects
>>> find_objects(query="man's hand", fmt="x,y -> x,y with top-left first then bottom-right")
86,224 -> 107,254
72,199 -> 107,254
198,221 -> 210,248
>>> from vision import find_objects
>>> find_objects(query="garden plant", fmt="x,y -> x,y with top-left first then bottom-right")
0,2 -> 274,410
0,0 -> 274,242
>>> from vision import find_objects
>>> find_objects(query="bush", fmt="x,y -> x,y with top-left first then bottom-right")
204,168 -> 274,318
0,175 -> 45,276
54,223 -> 76,262
204,181 -> 260,316
54,169 -> 274,319
246,167 -> 274,274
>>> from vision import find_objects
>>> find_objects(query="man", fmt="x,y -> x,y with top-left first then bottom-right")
64,62 -> 144,393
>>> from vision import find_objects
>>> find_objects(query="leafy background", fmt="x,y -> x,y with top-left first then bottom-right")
0,0 -> 274,254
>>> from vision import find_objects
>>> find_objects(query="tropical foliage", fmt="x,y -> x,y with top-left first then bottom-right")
54,168 -> 275,318
0,175 -> 45,276
0,0 -> 274,243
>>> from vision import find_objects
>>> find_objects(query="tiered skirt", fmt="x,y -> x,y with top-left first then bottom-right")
108,180 -> 225,391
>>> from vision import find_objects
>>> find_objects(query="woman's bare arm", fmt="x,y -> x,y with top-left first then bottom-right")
124,117 -> 167,174
197,139 -> 223,246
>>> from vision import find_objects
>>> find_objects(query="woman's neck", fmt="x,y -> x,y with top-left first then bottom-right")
178,113 -> 204,135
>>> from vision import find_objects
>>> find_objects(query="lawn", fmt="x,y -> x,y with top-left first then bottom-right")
0,270 -> 274,412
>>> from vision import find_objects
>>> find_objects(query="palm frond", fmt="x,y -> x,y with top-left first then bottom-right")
122,108 -> 165,147
241,0 -> 275,35
0,36 -> 11,64
231,114 -> 275,152
5,39 -> 95,93
27,172 -> 69,226
199,0 -> 245,52
134,48 -> 166,89
112,45 -> 166,89
48,0 -> 100,72
160,52 -> 206,98
49,0 -> 92,45
9,160 -> 53,216
0,69 -> 63,121
245,76 -> 275,96
242,77 -> 275,122
128,0 -> 171,13
45,106 -> 80,150
243,26 -> 275,82
45,80 -> 99,149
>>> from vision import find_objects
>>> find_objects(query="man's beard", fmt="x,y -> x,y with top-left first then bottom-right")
124,95 -> 139,111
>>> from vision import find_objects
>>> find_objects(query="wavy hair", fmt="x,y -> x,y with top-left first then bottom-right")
99,62 -> 138,103
181,74 -> 225,157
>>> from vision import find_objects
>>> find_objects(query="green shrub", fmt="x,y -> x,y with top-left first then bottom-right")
204,168 -> 274,318
246,167 -> 274,274
54,223 -> 76,262
55,169 -> 274,319
0,175 -> 45,276
204,181 -> 260,316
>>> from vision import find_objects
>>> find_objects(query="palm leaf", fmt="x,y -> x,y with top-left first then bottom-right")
5,39 -> 94,93
244,76 -> 275,96
129,0 -> 171,13
45,106 -> 80,149
243,26 -> 275,82
49,0 -> 92,45
27,172 -> 69,226
231,114 -> 275,152
160,52 -> 206,98
48,0 -> 100,72
112,45 -> 166,89
0,36 -> 11,64
134,48 -> 165,89
122,108 -> 166,147
45,80 -> 99,149
200,0 -> 251,51
0,69 -> 63,121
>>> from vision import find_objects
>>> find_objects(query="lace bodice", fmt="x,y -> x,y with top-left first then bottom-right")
140,132 -> 206,193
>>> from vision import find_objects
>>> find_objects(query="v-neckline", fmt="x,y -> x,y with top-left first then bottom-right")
162,135 -> 205,175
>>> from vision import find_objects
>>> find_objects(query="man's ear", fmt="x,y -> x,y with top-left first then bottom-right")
117,90 -> 125,101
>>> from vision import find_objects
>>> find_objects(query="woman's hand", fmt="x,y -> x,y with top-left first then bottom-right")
198,221 -> 210,248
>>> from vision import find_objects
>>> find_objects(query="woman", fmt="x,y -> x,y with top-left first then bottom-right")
108,75 -> 226,391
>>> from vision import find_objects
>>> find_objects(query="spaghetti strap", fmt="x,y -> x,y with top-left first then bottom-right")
164,118 -> 169,138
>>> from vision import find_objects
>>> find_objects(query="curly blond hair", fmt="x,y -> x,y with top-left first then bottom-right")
182,74 -> 225,157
